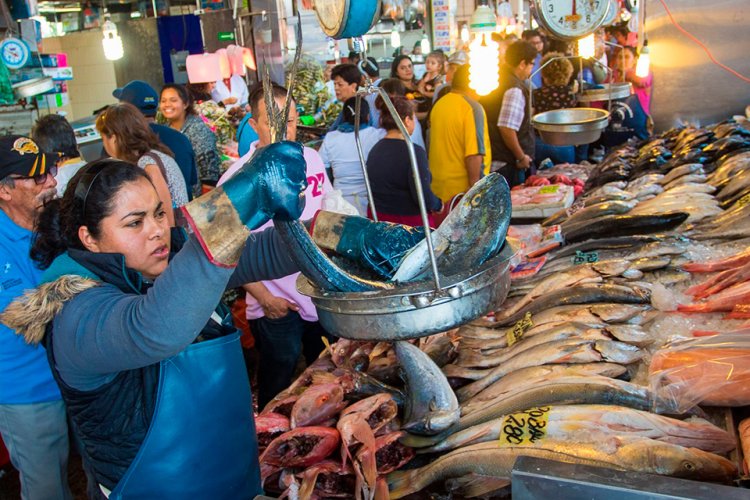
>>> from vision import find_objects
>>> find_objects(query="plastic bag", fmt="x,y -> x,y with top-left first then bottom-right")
321,189 -> 360,216
649,334 -> 750,412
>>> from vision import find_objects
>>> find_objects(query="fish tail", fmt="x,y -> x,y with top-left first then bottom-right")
677,303 -> 710,313
387,469 -> 420,499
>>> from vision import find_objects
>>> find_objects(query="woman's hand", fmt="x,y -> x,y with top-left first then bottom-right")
223,96 -> 239,105
260,295 -> 300,319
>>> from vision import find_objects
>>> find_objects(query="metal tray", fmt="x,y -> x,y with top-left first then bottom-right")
12,77 -> 55,98
297,245 -> 514,341
578,82 -> 633,103
532,107 -> 610,146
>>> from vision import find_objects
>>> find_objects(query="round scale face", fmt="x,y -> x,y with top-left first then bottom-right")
1,38 -> 31,70
533,0 -> 610,40
602,0 -> 620,26
313,0 -> 347,37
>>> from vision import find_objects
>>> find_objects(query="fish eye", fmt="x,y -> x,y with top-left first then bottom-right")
682,461 -> 696,471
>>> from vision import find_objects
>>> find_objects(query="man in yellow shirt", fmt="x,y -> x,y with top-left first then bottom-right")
428,64 -> 491,205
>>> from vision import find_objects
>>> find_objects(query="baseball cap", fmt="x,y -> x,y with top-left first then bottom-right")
0,135 -> 59,180
113,80 -> 159,117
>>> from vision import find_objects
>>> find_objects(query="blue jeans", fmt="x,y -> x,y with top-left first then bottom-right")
534,139 -> 576,165
250,311 -> 332,409
0,400 -> 72,500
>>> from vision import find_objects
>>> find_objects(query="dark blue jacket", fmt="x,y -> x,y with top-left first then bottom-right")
150,123 -> 199,198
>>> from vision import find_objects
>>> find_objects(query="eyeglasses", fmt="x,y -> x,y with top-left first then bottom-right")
9,166 -> 58,185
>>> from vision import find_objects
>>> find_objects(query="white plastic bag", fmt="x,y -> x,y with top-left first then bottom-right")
321,189 -> 360,216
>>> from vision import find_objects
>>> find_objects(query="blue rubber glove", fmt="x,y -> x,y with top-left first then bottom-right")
182,141 -> 307,267
309,211 -> 427,279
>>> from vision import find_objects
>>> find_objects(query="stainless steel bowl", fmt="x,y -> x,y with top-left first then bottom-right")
297,245 -> 514,341
532,107 -> 610,146
12,77 -> 55,99
577,82 -> 633,103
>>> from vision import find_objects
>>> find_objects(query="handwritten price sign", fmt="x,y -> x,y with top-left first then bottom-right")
498,406 -> 551,446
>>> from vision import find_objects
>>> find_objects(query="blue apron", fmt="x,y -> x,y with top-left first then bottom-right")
109,332 -> 261,499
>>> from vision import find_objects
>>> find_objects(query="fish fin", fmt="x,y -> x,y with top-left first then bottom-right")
374,477 -> 389,500
298,468 -> 320,500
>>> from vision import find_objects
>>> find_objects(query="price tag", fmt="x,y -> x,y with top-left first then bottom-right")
498,407 -> 551,446
572,250 -> 599,265
737,193 -> 750,208
506,312 -> 533,347
538,185 -> 560,194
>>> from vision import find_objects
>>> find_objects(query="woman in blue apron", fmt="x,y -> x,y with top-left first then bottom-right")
2,142 -> 308,498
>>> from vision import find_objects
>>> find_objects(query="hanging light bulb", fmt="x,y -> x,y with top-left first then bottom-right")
420,33 -> 431,54
635,41 -> 650,78
468,2 -> 499,96
391,26 -> 401,48
101,15 -> 124,61
460,23 -> 470,43
577,34 -> 595,59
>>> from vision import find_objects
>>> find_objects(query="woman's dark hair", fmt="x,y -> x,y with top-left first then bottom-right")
96,103 -> 173,164
378,78 -> 407,96
390,55 -> 414,81
186,82 -> 213,103
160,83 -> 196,116
342,97 -> 370,126
375,95 -> 415,131
32,160 -> 152,269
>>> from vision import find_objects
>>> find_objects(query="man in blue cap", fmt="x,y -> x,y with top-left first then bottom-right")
113,80 -> 199,198
0,135 -> 73,499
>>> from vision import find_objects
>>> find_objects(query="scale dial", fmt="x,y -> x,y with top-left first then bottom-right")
602,0 -> 620,26
1,38 -> 31,70
532,0 -> 610,40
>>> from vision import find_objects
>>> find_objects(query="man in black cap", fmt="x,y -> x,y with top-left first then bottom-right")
0,135 -> 74,499
113,80 -> 199,198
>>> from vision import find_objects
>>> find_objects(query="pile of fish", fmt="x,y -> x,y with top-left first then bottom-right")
258,119 -> 750,498
256,334 -> 461,499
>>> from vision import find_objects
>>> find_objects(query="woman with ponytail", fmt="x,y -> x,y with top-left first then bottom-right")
2,145 -> 308,497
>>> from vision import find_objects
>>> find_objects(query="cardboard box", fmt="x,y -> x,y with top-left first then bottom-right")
42,66 -> 74,80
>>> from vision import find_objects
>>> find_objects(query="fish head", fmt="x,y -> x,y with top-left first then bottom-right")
290,383 -> 346,428
442,173 -> 511,244
640,442 -> 737,482
402,407 -> 460,436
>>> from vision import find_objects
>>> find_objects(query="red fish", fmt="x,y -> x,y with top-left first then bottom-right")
298,460 -> 355,500
683,247 -> 750,273
337,395 -> 398,500
678,281 -> 750,313
369,432 -> 415,475
255,412 -> 290,452
290,383 -> 347,428
261,394 -> 300,417
260,426 -> 341,468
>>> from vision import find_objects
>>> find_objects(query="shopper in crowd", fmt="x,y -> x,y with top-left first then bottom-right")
219,83 -> 332,409
522,29 -> 545,88
370,78 -> 426,150
432,50 -> 467,104
367,95 -> 442,226
328,63 -> 365,131
416,50 -> 446,111
532,53 -> 578,165
32,114 -> 86,197
320,97 -> 384,216
348,50 -> 362,66
0,135 -> 73,500
211,73 -> 249,110
481,40 -> 537,187
159,83 -> 222,185
114,80 -> 198,198
429,64 -> 490,215
97,103 -> 188,226
613,46 -> 654,115
187,82 -> 216,104
0,131 -> 308,496
391,55 -> 418,92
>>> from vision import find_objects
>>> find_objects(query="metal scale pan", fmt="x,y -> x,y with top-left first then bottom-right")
577,82 -> 633,103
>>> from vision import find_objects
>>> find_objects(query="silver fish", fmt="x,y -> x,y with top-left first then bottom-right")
394,341 -> 459,435
393,173 -> 512,282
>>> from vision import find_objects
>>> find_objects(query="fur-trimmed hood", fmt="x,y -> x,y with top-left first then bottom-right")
1,275 -> 99,345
